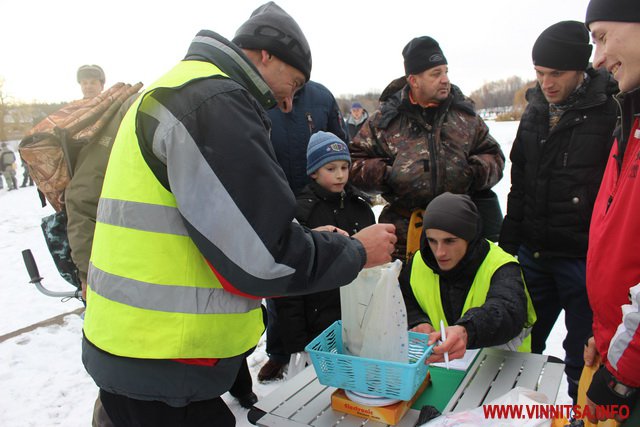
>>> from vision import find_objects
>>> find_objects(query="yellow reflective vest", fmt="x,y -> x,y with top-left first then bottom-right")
410,241 -> 536,352
84,60 -> 264,359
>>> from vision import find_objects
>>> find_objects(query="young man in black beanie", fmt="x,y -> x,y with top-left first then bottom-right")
499,20 -> 618,403
80,2 -> 397,426
401,192 -> 535,363
583,1 -> 640,422
350,35 -> 505,265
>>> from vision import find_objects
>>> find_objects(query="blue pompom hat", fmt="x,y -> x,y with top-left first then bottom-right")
306,131 -> 351,175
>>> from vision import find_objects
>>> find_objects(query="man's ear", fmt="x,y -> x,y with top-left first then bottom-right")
260,50 -> 272,64
407,74 -> 417,88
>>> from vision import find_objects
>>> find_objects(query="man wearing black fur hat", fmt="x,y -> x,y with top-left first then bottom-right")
350,36 -> 505,265
499,20 -> 618,403
80,2 -> 396,426
584,0 -> 640,422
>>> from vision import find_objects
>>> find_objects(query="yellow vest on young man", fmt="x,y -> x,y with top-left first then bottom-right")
410,241 -> 536,352
83,60 -> 264,359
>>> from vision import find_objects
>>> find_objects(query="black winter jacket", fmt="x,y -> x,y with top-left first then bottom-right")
400,224 -> 528,349
273,181 -> 376,353
268,81 -> 348,196
500,68 -> 618,257
82,30 -> 367,407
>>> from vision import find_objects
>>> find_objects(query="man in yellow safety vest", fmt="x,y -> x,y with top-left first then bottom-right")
81,3 -> 396,426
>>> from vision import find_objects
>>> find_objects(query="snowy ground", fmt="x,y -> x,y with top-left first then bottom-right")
0,120 -> 570,426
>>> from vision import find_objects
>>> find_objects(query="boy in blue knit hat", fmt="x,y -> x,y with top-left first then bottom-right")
271,131 -> 376,366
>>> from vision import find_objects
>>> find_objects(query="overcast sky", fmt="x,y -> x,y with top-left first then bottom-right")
2,0 -> 591,104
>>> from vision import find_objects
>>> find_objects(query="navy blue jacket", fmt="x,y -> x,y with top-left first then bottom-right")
268,81 -> 348,196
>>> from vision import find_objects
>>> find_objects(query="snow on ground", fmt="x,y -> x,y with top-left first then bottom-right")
0,121 -> 570,426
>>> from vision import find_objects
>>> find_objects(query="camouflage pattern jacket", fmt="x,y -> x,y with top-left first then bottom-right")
350,78 -> 504,260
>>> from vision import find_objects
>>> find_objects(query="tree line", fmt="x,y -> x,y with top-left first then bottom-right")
336,75 -> 536,121
1,75 -> 537,142
0,79 -> 65,141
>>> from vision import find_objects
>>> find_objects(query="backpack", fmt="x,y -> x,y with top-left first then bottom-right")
19,82 -> 143,212
19,82 -> 143,291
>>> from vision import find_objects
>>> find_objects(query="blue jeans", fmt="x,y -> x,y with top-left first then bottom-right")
518,246 -> 593,402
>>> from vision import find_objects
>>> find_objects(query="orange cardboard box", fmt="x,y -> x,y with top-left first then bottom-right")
331,372 -> 431,425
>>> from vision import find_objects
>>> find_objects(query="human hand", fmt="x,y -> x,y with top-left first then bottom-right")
584,336 -> 599,367
353,223 -> 397,268
313,225 -> 349,236
425,325 -> 468,364
586,366 -> 635,423
410,323 -> 435,334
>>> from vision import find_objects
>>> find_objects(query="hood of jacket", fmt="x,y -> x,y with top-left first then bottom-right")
417,213 -> 488,282
184,30 -> 277,110
347,110 -> 369,126
375,76 -> 476,130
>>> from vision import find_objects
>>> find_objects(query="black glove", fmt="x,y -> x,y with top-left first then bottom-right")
587,365 -> 638,409
415,405 -> 441,427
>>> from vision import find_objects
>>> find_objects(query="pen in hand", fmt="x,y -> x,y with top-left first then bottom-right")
440,319 -> 450,370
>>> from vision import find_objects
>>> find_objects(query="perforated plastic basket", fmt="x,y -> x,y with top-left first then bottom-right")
305,320 -> 434,400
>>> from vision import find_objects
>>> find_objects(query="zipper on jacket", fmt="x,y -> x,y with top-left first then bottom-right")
614,95 -> 624,146
306,113 -> 315,134
562,152 -> 568,167
606,195 -> 613,214
340,191 -> 345,209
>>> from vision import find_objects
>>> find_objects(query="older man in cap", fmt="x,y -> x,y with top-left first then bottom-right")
350,35 -> 505,264
583,0 -> 640,422
77,64 -> 105,99
499,20 -> 618,403
81,2 -> 396,425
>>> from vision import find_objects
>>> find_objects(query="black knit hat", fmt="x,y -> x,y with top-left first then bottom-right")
402,36 -> 447,76
77,65 -> 105,84
423,192 -> 478,242
586,0 -> 640,30
233,2 -> 312,82
532,21 -> 592,71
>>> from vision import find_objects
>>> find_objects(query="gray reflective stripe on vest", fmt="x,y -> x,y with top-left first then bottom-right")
88,262 -> 261,314
192,35 -> 271,96
97,198 -> 188,236
492,327 -> 531,352
139,90 -> 297,281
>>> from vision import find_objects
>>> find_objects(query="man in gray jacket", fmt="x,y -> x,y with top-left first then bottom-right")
81,3 -> 396,426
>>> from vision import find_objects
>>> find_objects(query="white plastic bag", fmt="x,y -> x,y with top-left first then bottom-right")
419,386 -> 551,427
340,259 -> 408,362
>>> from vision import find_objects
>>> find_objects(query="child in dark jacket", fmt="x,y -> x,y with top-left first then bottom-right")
273,131 -> 376,358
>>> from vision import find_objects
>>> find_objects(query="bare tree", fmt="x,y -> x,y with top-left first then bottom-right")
470,76 -> 531,110
0,78 -> 7,141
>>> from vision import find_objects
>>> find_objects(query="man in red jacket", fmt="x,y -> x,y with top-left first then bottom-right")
584,0 -> 640,423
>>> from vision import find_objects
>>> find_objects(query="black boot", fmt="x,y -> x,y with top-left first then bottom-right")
229,358 -> 258,409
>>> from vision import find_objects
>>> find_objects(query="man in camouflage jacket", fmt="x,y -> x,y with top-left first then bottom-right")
350,36 -> 504,261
